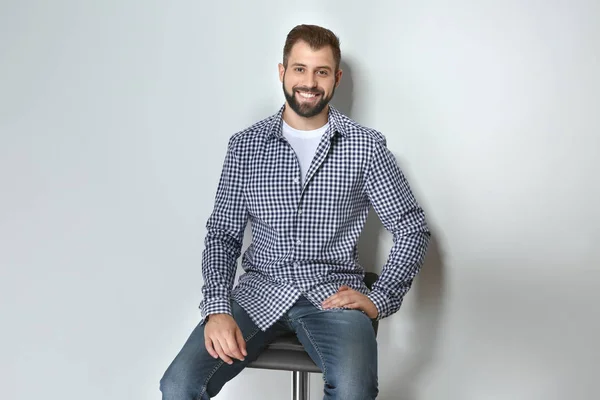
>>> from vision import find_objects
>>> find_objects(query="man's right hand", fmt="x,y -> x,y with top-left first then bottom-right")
204,314 -> 248,365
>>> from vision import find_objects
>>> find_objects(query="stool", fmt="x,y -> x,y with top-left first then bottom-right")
246,272 -> 380,400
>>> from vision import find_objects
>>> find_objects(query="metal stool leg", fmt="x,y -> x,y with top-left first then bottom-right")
292,371 -> 309,400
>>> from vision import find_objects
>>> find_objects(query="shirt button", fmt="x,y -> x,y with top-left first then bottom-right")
295,239 -> 302,246
297,209 -> 303,215
293,177 -> 300,184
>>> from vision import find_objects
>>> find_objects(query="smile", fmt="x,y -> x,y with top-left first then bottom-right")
296,91 -> 321,99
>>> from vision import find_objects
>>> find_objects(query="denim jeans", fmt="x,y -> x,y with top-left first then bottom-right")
160,296 -> 378,399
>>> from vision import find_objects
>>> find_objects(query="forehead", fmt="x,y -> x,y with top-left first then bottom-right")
287,40 -> 335,68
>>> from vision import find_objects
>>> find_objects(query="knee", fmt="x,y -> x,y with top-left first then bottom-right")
325,367 -> 378,400
159,369 -> 182,397
160,367 -> 202,400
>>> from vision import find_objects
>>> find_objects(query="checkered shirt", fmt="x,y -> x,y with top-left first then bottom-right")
199,104 -> 430,331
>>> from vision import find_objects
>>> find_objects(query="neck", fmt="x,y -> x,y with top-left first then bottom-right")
282,104 -> 329,131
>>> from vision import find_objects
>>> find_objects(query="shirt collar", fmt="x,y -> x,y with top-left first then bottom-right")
268,104 -> 348,140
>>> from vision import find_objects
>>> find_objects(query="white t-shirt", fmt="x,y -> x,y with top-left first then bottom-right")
282,120 -> 329,185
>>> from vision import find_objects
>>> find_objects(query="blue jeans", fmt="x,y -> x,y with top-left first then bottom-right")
160,296 -> 378,399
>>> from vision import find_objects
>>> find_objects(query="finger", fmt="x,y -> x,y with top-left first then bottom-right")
225,332 -> 245,361
324,293 -> 348,307
205,337 -> 219,359
340,293 -> 359,307
326,292 -> 353,308
218,335 -> 235,360
324,287 -> 354,306
213,340 -> 233,365
322,294 -> 338,307
235,328 -> 248,357
343,302 -> 361,309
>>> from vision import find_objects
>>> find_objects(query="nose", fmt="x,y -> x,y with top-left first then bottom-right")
303,74 -> 318,89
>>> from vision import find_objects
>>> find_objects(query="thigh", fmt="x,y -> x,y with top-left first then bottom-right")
160,299 -> 287,399
290,299 -> 379,400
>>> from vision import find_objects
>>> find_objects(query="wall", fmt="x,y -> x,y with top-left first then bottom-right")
1,1 -> 598,399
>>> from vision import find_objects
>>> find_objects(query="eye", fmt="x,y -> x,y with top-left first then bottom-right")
317,70 -> 329,76
295,67 -> 304,73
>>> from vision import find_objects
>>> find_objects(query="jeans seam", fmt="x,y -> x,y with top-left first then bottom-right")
197,327 -> 261,399
298,319 -> 329,386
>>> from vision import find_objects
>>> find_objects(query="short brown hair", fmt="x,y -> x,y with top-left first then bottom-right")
283,24 -> 341,70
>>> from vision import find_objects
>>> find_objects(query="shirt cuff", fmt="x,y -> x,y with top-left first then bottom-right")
200,297 -> 232,324
367,289 -> 388,321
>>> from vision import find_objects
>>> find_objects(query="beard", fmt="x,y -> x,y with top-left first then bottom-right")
283,76 -> 335,118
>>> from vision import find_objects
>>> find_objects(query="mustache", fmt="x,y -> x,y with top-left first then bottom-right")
293,87 -> 324,95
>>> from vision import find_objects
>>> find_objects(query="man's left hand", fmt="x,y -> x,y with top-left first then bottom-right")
322,286 -> 379,319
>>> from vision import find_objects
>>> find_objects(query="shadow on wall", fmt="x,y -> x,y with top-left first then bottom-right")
333,59 -> 447,400
381,233 -> 446,400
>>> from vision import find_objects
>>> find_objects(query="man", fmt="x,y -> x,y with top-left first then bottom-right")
160,24 -> 430,400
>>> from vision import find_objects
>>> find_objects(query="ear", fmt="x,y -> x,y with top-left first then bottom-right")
278,63 -> 285,83
335,69 -> 343,88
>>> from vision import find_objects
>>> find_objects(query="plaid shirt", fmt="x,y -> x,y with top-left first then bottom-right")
199,105 -> 430,331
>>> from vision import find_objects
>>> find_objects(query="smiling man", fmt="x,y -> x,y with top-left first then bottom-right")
160,24 -> 430,400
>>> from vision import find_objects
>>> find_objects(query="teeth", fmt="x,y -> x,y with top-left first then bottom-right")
298,92 -> 317,98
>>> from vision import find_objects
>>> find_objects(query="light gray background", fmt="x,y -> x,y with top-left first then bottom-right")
1,1 -> 599,399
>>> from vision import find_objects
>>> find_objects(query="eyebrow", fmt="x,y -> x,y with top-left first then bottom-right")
291,63 -> 333,71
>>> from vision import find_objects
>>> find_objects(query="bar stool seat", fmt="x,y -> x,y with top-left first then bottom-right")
247,333 -> 321,373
